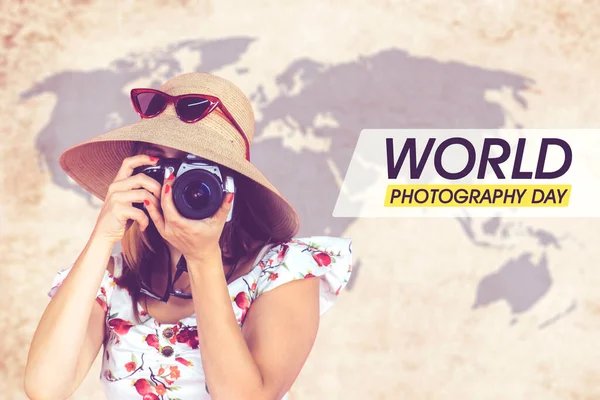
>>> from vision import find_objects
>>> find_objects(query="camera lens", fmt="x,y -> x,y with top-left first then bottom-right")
172,169 -> 223,220
183,182 -> 211,209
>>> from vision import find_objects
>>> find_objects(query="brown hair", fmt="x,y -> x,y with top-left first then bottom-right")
116,141 -> 280,323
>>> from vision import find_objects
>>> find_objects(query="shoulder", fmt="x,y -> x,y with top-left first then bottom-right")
252,236 -> 353,315
47,253 -> 124,312
259,236 -> 352,277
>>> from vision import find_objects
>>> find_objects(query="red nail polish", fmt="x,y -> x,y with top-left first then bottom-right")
227,193 -> 234,203
149,156 -> 159,162
168,172 -> 175,181
144,199 -> 150,206
165,184 -> 170,194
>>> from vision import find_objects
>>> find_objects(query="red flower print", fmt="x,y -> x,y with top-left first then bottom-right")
165,378 -> 174,386
155,384 -> 166,396
251,282 -> 257,291
269,272 -> 279,281
304,273 -> 315,279
312,251 -> 332,267
169,365 -> 181,379
145,334 -> 159,350
95,297 -> 108,312
140,309 -> 148,317
234,292 -> 250,309
189,335 -> 199,349
176,327 -> 199,349
158,367 -> 165,375
176,357 -> 194,367
124,361 -> 136,372
143,394 -> 159,400
108,318 -> 133,335
277,244 -> 289,263
176,329 -> 190,344
134,379 -> 153,395
238,309 -> 248,324
100,286 -> 107,298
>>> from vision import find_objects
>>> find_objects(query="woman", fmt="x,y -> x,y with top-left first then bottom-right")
25,72 -> 352,400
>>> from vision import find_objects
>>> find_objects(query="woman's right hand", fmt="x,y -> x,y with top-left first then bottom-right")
92,154 -> 164,244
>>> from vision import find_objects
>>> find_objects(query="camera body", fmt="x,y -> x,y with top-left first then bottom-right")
132,154 -> 235,222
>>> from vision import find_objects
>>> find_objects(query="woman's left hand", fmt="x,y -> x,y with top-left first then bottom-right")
145,169 -> 234,263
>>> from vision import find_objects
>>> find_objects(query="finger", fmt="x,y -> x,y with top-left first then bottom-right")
212,192 -> 234,223
143,194 -> 166,234
107,173 -> 163,199
119,205 -> 151,232
112,154 -> 159,183
109,188 -> 157,205
161,168 -> 178,222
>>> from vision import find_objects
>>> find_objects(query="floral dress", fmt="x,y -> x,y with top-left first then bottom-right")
48,236 -> 353,400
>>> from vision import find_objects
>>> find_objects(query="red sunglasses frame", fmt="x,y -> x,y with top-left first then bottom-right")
130,88 -> 250,161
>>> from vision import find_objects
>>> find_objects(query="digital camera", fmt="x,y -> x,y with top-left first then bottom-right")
132,154 -> 235,222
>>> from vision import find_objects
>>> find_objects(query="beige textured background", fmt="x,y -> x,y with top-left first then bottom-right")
1,0 -> 599,398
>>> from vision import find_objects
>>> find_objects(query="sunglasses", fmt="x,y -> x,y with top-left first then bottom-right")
140,255 -> 192,302
130,88 -> 250,161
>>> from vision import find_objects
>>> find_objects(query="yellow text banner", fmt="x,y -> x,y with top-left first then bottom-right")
384,184 -> 572,207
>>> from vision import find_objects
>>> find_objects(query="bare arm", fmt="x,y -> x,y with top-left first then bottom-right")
189,250 -> 320,400
24,234 -> 116,400
24,154 -> 162,399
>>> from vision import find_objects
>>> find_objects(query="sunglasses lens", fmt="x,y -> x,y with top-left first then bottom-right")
135,92 -> 167,117
175,97 -> 212,121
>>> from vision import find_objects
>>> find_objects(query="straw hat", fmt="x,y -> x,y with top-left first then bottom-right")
58,72 -> 300,240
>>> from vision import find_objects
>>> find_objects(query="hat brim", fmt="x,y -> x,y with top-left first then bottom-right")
58,114 -> 300,240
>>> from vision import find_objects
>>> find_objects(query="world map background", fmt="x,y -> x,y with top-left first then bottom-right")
1,1 -> 599,399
